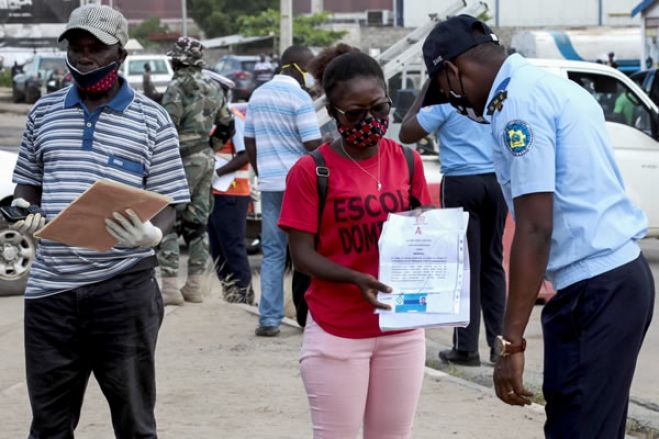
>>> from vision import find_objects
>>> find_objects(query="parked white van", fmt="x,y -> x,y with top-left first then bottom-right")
120,54 -> 173,94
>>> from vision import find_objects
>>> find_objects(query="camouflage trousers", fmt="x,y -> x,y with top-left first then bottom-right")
158,149 -> 215,277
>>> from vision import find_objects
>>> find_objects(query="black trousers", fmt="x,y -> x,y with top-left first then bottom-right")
208,194 -> 252,290
441,173 -> 508,352
25,264 -> 164,439
542,254 -> 655,438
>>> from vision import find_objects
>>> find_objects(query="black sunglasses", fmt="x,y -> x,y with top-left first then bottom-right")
334,98 -> 392,124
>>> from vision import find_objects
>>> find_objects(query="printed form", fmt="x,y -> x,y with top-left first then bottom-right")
377,208 -> 471,330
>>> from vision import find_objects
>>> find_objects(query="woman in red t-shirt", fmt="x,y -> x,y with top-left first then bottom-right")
279,44 -> 432,438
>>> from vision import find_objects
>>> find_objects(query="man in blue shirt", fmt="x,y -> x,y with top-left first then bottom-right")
400,99 -> 506,366
421,15 -> 654,437
10,5 -> 189,437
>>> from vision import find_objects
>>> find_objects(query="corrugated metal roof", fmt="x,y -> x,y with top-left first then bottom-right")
201,34 -> 272,49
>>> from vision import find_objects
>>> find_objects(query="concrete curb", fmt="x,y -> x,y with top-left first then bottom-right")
0,103 -> 29,116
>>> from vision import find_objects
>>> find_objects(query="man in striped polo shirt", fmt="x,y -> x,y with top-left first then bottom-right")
9,5 -> 189,438
245,45 -> 322,337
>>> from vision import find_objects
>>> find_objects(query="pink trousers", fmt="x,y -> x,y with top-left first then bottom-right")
300,317 -> 426,439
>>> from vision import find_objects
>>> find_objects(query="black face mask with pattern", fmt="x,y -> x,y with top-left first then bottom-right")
336,116 -> 390,149
66,56 -> 119,93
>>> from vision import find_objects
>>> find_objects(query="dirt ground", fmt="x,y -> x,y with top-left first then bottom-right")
0,272 -> 549,439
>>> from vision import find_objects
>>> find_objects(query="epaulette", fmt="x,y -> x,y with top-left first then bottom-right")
486,77 -> 511,116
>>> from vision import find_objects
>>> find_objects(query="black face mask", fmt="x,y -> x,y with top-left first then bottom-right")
66,55 -> 119,92
445,69 -> 488,124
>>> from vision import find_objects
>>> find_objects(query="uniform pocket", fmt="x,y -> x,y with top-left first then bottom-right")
107,155 -> 146,176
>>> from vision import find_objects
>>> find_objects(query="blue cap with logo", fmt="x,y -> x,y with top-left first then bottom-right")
421,15 -> 499,107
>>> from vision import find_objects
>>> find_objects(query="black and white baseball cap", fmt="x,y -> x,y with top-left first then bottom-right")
59,4 -> 129,47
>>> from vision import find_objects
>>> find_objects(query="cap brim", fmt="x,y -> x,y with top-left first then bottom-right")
421,78 -> 449,107
59,26 -> 120,46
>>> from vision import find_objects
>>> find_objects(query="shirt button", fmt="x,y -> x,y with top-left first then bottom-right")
86,122 -> 92,127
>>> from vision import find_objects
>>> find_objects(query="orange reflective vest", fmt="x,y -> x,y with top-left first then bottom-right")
213,107 -> 250,197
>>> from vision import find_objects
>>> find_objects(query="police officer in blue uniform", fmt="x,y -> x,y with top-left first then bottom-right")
400,99 -> 507,366
420,15 -> 655,438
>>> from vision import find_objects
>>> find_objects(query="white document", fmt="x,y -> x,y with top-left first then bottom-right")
376,208 -> 471,330
212,156 -> 236,192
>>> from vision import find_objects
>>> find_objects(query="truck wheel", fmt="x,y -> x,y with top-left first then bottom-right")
24,87 -> 40,104
0,218 -> 34,296
12,86 -> 24,103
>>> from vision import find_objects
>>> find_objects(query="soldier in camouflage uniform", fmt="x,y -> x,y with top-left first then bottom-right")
158,37 -> 233,305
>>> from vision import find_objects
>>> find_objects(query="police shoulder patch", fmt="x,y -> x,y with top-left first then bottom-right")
503,120 -> 533,156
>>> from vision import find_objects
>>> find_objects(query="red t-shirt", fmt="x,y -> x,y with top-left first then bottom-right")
279,139 -> 432,338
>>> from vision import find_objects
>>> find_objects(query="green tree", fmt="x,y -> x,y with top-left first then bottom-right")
238,9 -> 346,47
129,16 -> 169,48
188,0 -> 277,38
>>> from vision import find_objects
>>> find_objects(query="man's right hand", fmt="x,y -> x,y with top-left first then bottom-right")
352,272 -> 392,310
10,198 -> 45,235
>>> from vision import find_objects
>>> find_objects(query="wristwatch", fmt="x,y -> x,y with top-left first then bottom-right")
495,335 -> 527,357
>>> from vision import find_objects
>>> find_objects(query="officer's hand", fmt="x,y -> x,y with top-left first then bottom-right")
352,272 -> 392,310
493,352 -> 534,406
105,209 -> 163,248
10,198 -> 45,235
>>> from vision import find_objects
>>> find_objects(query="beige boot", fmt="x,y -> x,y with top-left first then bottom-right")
161,276 -> 184,306
181,274 -> 204,303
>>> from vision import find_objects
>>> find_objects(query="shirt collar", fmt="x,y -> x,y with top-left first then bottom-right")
272,74 -> 301,88
64,77 -> 134,113
483,54 -> 528,123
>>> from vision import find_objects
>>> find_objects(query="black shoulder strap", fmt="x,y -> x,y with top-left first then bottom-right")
400,145 -> 421,209
310,149 -> 329,248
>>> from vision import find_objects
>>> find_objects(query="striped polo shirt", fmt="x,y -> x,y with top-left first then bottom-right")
13,79 -> 190,299
244,74 -> 321,192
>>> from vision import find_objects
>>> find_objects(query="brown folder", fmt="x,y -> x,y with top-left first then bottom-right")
35,179 -> 172,252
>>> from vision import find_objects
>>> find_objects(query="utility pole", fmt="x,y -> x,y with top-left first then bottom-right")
181,0 -> 188,37
279,0 -> 293,55
310,0 -> 323,13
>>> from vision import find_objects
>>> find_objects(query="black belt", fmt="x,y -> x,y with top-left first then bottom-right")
122,255 -> 158,275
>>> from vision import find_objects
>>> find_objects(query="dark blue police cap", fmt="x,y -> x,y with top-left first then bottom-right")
421,15 -> 499,107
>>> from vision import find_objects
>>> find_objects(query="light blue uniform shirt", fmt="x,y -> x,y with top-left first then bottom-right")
416,103 -> 495,176
484,54 -> 647,290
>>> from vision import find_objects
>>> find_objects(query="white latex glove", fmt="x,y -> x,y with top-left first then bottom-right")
105,209 -> 163,248
10,198 -> 45,235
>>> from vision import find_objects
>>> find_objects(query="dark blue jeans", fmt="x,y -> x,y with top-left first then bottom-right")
207,194 -> 252,290
542,254 -> 655,438
25,264 -> 163,439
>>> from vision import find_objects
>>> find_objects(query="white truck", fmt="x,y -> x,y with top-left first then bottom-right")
526,58 -> 659,238
511,28 -> 642,73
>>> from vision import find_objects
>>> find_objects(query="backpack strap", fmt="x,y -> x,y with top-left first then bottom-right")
310,149 -> 329,248
400,145 -> 421,209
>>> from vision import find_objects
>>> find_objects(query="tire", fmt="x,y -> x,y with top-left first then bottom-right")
24,86 -> 40,104
0,218 -> 34,296
12,86 -> 24,103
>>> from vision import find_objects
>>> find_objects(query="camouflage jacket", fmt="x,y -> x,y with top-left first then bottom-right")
162,66 -> 232,156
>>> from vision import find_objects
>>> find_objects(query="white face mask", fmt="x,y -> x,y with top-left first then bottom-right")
284,63 -> 315,90
302,71 -> 315,89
